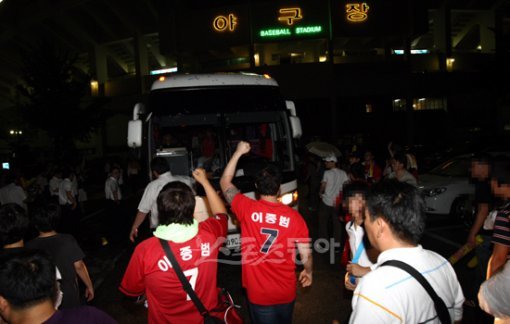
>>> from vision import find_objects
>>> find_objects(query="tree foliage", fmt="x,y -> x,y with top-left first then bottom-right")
16,41 -> 108,157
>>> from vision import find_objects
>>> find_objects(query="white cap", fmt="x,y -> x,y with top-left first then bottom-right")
323,155 -> 337,162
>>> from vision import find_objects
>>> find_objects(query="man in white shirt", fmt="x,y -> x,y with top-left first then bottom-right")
129,157 -> 193,242
349,180 -> 464,323
58,168 -> 79,235
387,152 -> 417,187
48,170 -> 62,203
318,155 -> 349,251
105,166 -> 123,243
0,172 -> 27,210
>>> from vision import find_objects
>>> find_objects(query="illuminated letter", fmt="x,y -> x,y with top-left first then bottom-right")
213,13 -> 238,32
346,3 -> 370,22
278,8 -> 302,26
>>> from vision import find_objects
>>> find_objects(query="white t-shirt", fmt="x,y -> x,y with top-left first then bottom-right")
388,170 -> 417,187
105,176 -> 122,201
49,176 -> 62,196
345,221 -> 374,269
0,183 -> 27,209
58,178 -> 74,205
350,245 -> 464,324
321,168 -> 349,206
137,172 -> 193,228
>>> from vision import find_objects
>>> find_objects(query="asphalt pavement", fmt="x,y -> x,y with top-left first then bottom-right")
77,184 -> 495,324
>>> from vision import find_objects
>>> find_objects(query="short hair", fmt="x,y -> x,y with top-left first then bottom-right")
157,181 -> 195,226
393,152 -> 407,168
366,180 -> 426,245
348,162 -> 365,180
343,181 -> 369,204
31,204 -> 61,233
472,152 -> 492,164
0,203 -> 29,246
0,250 -> 56,309
151,157 -> 170,175
491,156 -> 510,185
255,163 -> 281,196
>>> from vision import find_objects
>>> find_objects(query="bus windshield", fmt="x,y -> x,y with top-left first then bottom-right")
149,86 -> 294,179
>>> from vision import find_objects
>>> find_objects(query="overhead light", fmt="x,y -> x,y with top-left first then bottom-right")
150,67 -> 178,75
393,49 -> 430,55
90,80 -> 99,96
446,57 -> 455,71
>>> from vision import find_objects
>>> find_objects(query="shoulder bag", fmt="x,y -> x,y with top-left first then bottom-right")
381,260 -> 451,324
159,239 -> 243,324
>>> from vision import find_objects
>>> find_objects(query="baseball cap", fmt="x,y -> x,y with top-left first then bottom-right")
323,155 -> 337,162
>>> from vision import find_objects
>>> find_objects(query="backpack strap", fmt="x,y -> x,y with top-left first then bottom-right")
381,260 -> 451,324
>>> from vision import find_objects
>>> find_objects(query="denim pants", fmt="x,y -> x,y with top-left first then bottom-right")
248,300 -> 295,324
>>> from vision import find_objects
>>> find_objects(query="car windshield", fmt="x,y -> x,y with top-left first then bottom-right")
428,158 -> 471,177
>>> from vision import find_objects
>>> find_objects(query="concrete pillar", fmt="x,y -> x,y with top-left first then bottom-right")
134,33 -> 150,94
91,44 -> 107,96
480,10 -> 496,53
433,5 -> 451,71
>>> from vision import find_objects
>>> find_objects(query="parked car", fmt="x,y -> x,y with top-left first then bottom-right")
418,151 -> 509,227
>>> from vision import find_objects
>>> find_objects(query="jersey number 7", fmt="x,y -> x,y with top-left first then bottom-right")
260,228 -> 279,254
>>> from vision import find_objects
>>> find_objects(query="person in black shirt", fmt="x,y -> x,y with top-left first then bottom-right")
464,153 -> 494,308
0,250 -> 116,324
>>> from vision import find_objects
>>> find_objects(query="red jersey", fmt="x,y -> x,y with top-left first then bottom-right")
231,194 -> 310,305
119,215 -> 227,324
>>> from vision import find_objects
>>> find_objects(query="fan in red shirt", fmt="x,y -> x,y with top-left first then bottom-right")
220,141 -> 313,324
119,168 -> 228,324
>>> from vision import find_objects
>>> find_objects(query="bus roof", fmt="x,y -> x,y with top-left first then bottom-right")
151,73 -> 279,91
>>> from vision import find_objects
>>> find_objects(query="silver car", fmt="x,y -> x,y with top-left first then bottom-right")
419,154 -> 474,215
418,151 -> 509,226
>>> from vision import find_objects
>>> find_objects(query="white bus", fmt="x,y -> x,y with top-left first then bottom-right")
127,73 -> 302,250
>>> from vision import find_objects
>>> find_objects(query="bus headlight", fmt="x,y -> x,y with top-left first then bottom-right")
279,190 -> 298,206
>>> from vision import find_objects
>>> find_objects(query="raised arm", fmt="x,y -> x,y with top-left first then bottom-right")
220,141 -> 251,204
193,168 -> 226,215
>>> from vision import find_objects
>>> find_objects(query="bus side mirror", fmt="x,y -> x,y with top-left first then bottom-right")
286,101 -> 302,139
127,120 -> 142,148
127,103 -> 145,148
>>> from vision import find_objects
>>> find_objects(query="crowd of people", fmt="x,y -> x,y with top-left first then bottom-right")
301,141 -> 510,324
0,139 -> 509,324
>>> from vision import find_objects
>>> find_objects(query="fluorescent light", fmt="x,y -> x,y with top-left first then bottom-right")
393,49 -> 430,55
150,67 -> 178,75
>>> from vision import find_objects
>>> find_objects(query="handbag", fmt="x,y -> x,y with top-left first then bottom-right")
159,239 -> 243,324
381,260 -> 451,324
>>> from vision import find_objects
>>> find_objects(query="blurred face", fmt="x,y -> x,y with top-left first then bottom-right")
364,152 -> 373,162
325,161 -> 335,169
471,161 -> 489,180
348,194 -> 365,218
111,169 -> 120,180
349,156 -> 360,165
491,179 -> 510,199
391,159 -> 403,172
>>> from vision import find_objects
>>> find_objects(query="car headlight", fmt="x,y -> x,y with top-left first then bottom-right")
278,190 -> 298,206
423,187 -> 447,197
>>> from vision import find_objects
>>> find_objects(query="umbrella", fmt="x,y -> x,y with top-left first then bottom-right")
305,141 -> 341,158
